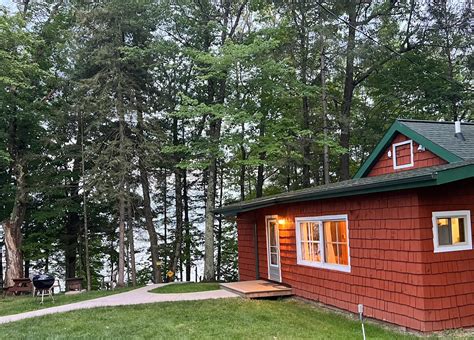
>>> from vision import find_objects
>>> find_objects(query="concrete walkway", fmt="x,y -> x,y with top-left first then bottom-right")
0,284 -> 238,325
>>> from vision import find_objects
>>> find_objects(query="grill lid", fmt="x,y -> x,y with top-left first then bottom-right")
32,274 -> 55,290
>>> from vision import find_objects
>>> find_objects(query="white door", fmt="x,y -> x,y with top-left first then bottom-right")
266,216 -> 281,282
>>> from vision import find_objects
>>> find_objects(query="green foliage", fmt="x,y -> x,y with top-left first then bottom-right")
1,0 -> 471,288
149,282 -> 220,294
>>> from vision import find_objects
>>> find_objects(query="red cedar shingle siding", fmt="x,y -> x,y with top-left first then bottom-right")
367,134 -> 446,177
236,179 -> 474,332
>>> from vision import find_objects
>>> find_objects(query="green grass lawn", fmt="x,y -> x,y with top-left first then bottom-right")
149,282 -> 221,294
0,298 -> 416,339
0,286 -> 136,317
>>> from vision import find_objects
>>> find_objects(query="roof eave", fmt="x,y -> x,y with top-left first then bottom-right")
215,173 -> 437,217
215,163 -> 474,217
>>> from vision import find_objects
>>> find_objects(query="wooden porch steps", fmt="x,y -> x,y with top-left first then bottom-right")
220,280 -> 293,299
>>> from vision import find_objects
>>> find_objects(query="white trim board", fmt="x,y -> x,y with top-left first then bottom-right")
432,210 -> 472,253
265,215 -> 282,282
392,139 -> 414,170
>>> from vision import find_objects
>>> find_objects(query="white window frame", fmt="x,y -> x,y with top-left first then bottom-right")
295,214 -> 351,273
392,140 -> 414,170
432,210 -> 472,253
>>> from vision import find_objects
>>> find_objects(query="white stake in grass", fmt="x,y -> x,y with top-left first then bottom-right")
358,304 -> 366,340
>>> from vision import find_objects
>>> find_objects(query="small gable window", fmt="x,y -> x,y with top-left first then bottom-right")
392,140 -> 414,170
432,211 -> 472,253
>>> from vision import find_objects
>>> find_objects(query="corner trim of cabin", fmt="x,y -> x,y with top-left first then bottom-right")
353,120 -> 463,179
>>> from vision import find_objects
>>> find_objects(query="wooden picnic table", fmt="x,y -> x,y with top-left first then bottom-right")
4,278 -> 33,296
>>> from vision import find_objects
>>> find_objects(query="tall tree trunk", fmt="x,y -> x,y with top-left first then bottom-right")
136,108 -> 161,283
256,117 -> 266,198
440,0 -> 458,121
183,170 -> 191,282
216,164 -> 224,281
204,152 -> 218,281
117,174 -> 126,286
109,236 -> 114,283
80,112 -> 92,291
163,170 -> 168,272
202,0 -> 246,281
4,182 -> 26,285
171,117 -> 183,276
298,2 -> 311,188
203,84 -> 224,281
339,2 -> 357,180
64,118 -> 82,280
321,42 -> 330,185
24,259 -> 29,278
116,84 -> 126,288
64,212 -> 80,279
239,123 -> 246,201
5,118 -> 27,286
127,198 -> 137,286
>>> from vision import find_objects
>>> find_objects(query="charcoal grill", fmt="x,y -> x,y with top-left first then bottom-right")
32,274 -> 55,304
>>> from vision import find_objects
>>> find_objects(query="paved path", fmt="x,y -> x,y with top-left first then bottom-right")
0,284 -> 238,325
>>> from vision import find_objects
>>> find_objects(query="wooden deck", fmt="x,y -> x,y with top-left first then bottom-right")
220,280 -> 293,299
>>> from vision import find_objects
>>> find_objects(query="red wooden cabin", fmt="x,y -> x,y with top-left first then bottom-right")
216,119 -> 474,332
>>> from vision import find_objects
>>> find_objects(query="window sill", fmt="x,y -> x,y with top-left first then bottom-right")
434,244 -> 472,253
297,260 -> 351,273
393,163 -> 414,170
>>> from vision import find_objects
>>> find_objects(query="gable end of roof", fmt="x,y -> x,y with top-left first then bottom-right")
353,120 -> 463,179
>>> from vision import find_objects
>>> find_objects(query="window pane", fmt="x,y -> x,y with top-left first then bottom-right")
324,221 -> 338,243
300,223 -> 309,242
437,218 -> 452,245
269,222 -> 276,246
452,218 -> 465,244
395,142 -> 412,167
324,221 -> 347,243
325,243 -> 338,264
337,222 -> 347,242
311,222 -> 320,241
301,242 -> 310,261
324,220 -> 348,265
270,253 -> 278,265
337,244 -> 349,265
311,242 -> 321,262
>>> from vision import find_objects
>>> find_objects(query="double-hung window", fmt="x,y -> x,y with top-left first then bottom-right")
432,211 -> 472,253
295,215 -> 350,272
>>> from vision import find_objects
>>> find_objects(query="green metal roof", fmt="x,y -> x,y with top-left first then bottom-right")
214,160 -> 474,216
353,119 -> 474,178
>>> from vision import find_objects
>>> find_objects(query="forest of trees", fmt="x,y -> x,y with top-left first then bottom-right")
0,0 -> 472,288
